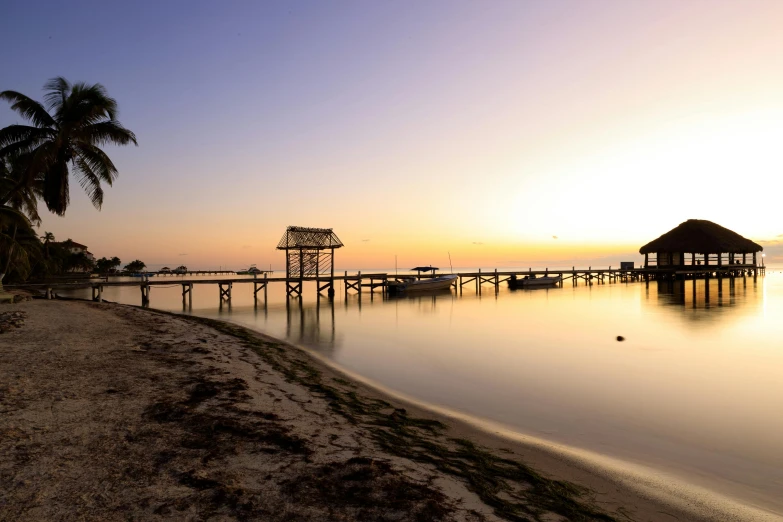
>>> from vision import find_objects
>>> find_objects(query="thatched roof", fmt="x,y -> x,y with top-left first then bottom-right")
276,226 -> 344,250
639,219 -> 762,254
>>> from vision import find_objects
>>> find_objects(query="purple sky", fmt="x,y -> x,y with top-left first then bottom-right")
2,1 -> 782,269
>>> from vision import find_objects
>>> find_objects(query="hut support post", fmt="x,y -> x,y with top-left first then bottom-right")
329,247 -> 335,296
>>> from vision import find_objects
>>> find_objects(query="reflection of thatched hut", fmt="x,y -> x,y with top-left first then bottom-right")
640,219 -> 762,268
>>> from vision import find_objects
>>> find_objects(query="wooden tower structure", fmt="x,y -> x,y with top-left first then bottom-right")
276,226 -> 344,297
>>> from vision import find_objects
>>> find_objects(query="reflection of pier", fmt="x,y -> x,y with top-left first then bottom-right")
284,298 -> 338,357
650,274 -> 759,309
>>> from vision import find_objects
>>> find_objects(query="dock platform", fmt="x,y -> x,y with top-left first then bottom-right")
9,264 -> 765,307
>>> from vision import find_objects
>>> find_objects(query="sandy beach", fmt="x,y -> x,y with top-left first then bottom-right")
0,297 -> 766,521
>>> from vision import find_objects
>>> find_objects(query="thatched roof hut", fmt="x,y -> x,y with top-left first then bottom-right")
639,220 -> 762,268
276,227 -> 343,295
276,226 -> 344,250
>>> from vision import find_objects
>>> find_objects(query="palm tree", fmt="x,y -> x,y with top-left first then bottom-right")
0,154 -> 42,284
0,206 -> 37,284
0,77 -> 137,215
1,152 -> 42,225
123,259 -> 146,273
41,231 -> 54,259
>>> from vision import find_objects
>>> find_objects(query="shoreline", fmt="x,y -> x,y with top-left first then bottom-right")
1,296 -> 779,521
132,304 -> 783,520
280,344 -> 783,522
203,315 -> 781,522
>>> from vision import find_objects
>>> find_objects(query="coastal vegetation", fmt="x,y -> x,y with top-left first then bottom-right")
123,259 -> 146,273
95,256 -> 122,275
0,77 -> 136,283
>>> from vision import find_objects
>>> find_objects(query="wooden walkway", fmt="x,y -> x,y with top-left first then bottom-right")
152,270 -> 237,276
10,265 -> 765,307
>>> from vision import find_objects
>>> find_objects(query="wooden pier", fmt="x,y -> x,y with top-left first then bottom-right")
152,270 -> 237,276
454,264 -> 765,294
11,263 -> 766,307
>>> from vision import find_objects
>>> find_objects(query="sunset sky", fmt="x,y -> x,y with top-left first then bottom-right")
2,0 -> 782,270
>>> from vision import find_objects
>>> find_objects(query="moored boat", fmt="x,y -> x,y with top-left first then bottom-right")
388,266 -> 457,294
237,265 -> 263,275
508,274 -> 562,288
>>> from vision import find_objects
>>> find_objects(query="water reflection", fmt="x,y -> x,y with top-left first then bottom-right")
646,277 -> 758,309
646,276 -> 762,327
285,297 -> 337,355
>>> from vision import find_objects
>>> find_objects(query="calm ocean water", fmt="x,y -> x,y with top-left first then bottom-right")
61,269 -> 783,515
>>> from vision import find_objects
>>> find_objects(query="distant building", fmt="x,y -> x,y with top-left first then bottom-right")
639,219 -> 762,268
55,239 -> 96,262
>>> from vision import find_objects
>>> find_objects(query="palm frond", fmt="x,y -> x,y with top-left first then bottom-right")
74,143 -> 117,184
0,205 -> 33,228
65,82 -> 118,123
1,153 -> 42,225
9,192 -> 41,226
43,77 -> 71,117
74,156 -> 105,209
0,91 -> 56,128
0,125 -> 54,150
80,120 -> 137,147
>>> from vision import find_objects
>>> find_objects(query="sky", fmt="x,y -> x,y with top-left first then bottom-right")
2,0 -> 783,270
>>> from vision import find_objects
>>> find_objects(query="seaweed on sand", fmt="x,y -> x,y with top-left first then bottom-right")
158,312 -> 618,522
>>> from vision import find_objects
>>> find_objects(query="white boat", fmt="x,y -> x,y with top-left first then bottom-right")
389,266 -> 458,293
508,274 -> 562,288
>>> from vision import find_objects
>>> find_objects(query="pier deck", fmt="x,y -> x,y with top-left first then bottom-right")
9,265 -> 765,306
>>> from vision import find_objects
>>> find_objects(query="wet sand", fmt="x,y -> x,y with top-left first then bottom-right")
0,298 -> 776,521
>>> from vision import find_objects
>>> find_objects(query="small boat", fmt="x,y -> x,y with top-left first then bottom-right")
237,265 -> 263,275
388,266 -> 457,294
508,274 -> 562,288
